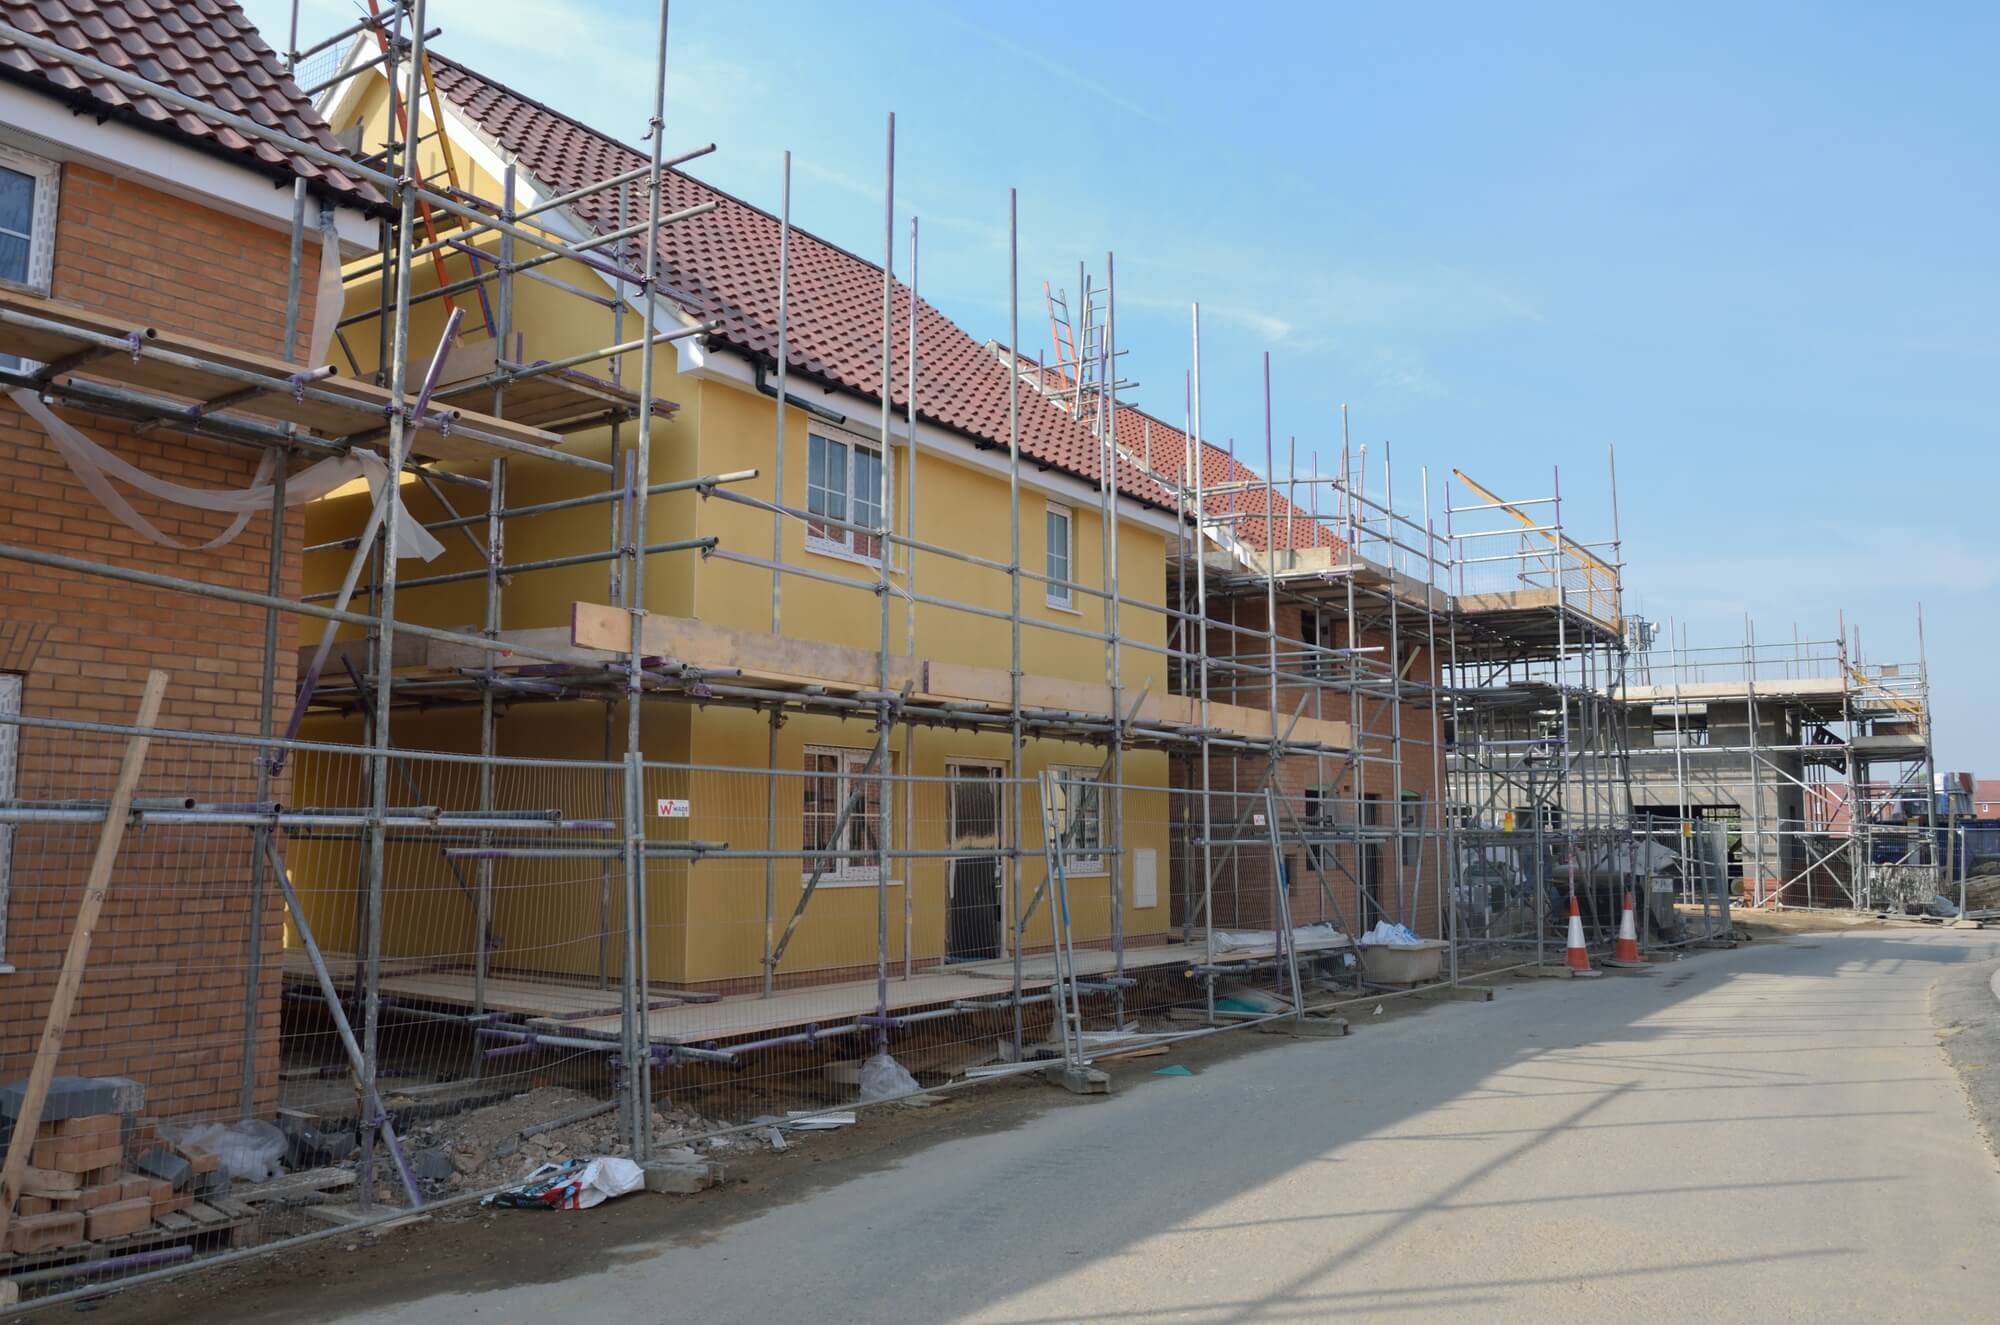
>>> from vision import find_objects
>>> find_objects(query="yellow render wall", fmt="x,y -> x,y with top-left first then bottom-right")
287,702 -> 693,981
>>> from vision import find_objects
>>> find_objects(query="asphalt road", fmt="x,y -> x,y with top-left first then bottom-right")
327,929 -> 2000,1324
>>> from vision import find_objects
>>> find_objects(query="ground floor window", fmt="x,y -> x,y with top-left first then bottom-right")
1050,765 -> 1104,875
803,745 -> 888,883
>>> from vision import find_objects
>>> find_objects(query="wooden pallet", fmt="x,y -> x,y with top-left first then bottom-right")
0,1200 -> 260,1277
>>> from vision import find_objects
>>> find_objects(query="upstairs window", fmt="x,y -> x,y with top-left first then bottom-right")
0,146 -> 58,297
1045,504 -> 1073,608
806,431 -> 884,562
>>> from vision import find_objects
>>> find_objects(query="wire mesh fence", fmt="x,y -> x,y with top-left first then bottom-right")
0,711 -> 1740,1306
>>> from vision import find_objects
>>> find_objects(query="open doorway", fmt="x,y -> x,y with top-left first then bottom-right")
945,760 -> 1005,961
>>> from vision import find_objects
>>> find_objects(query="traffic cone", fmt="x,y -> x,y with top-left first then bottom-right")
1614,893 -> 1641,964
1563,895 -> 1592,972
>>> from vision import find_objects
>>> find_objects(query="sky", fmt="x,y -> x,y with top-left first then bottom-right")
251,1 -> 1998,769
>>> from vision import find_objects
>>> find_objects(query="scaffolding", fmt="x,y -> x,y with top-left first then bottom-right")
1623,612 -> 1939,913
0,0 -> 1945,1305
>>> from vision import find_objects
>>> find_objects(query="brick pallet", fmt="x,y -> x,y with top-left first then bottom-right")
0,1197 -> 259,1279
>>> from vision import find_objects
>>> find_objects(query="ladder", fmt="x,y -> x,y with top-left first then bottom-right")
1035,769 -> 1098,1070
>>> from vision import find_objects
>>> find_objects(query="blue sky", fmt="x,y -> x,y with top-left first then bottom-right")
256,1 -> 1997,768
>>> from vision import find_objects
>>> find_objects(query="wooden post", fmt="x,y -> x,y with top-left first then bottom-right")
0,671 -> 168,1247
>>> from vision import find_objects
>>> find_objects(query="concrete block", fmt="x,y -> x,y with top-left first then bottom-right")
640,1161 -> 719,1195
135,1146 -> 193,1190
1044,1064 -> 1112,1095
193,1167 -> 229,1197
0,1076 -> 142,1123
7,1211 -> 84,1255
86,1198 -> 154,1241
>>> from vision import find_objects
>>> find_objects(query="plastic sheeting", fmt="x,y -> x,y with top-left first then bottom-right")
9,387 -> 443,560
485,1156 -> 644,1210
857,1052 -> 920,1104
1359,920 -> 1425,947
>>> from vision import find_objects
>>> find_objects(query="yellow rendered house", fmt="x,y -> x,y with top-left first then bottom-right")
288,53 -> 1289,994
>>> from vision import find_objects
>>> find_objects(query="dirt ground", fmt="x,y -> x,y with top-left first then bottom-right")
37,923 -> 1883,1323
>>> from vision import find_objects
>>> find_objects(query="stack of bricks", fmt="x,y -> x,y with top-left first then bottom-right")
4,1074 -> 231,1255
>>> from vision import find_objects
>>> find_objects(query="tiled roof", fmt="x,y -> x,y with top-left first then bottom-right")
426,55 -> 1180,512
0,1 -> 381,207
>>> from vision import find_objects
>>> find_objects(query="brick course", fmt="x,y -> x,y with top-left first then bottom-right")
0,163 -> 315,1121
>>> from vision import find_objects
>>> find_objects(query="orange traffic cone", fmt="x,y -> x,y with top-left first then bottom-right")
1563,895 -> 1593,973
1614,893 -> 1641,963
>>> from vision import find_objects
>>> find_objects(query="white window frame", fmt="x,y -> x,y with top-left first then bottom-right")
1044,502 -> 1075,610
1050,764 -> 1105,876
0,143 -> 60,297
802,744 -> 891,887
804,429 -> 889,567
0,672 -> 20,968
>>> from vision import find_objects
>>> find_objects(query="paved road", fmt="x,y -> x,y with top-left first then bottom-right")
333,929 -> 2000,1323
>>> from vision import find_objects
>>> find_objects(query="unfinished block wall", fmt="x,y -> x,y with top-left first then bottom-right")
0,163 -> 320,1121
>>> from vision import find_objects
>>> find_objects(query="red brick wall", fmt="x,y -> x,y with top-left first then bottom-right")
1170,596 -> 1445,938
0,163 -> 319,1121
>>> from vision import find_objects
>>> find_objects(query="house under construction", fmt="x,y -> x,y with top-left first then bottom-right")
0,0 -> 1948,1302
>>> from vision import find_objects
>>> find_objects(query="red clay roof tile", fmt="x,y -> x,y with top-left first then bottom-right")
0,0 -> 381,207
428,55 -> 1183,514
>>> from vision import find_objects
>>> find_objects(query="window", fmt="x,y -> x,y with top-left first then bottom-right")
0,146 -> 58,296
1044,504 -> 1073,609
802,745 -> 888,884
0,673 -> 19,964
805,431 -> 885,562
1050,765 -> 1104,874
1401,793 -> 1422,868
0,146 -> 59,375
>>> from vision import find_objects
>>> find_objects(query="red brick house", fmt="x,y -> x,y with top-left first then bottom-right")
0,1 -> 379,1120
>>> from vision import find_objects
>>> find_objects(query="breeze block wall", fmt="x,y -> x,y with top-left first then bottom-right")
0,163 -> 321,1122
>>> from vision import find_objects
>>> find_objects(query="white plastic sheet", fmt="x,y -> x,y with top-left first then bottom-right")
1359,920 -> 1425,947
9,388 -> 443,560
857,1052 -> 920,1103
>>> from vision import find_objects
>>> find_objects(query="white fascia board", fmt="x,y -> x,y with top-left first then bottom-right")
427,95 -> 1174,534
0,81 -> 375,255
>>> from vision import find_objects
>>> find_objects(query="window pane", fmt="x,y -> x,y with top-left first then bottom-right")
851,447 -> 882,559
807,435 -> 848,544
0,232 -> 27,287
803,751 -> 839,866
1046,509 -> 1070,595
0,167 -> 32,237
